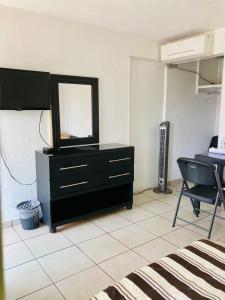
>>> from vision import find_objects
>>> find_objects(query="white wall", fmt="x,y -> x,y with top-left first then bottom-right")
129,59 -> 218,191
218,61 -> 225,145
210,27 -> 225,145
212,27 -> 225,56
0,6 -> 159,222
129,58 -> 164,193
166,62 -> 218,180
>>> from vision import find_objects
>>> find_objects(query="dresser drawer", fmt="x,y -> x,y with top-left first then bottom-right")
102,166 -> 134,186
100,148 -> 134,169
51,172 -> 100,197
50,155 -> 99,178
50,148 -> 134,178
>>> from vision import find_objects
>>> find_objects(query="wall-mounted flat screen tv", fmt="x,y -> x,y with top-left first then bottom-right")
0,68 -> 50,110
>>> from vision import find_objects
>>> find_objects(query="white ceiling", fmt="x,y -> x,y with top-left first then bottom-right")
1,0 -> 225,41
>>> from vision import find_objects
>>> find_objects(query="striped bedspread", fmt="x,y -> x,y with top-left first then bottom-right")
91,239 -> 225,300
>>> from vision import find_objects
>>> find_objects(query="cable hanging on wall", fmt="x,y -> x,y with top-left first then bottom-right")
0,149 -> 36,186
0,110 -> 51,185
39,110 -> 51,147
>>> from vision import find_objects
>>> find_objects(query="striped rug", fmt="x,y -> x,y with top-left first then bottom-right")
91,239 -> 225,300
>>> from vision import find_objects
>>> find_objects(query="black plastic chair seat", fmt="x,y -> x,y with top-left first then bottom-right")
183,185 -> 219,204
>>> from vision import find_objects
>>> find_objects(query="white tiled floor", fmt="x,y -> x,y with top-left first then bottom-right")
99,250 -> 148,281
110,223 -> 156,248
38,246 -> 94,282
3,184 -> 225,300
133,237 -> 178,262
78,234 -> 128,263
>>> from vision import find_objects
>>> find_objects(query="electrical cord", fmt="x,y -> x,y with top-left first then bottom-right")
170,65 -> 216,85
0,110 -> 51,186
39,110 -> 51,147
0,148 -> 36,185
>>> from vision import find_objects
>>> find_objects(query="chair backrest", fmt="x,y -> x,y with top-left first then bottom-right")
209,135 -> 218,149
177,157 -> 217,186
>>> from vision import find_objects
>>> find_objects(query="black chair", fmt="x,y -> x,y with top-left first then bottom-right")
172,157 -> 225,239
209,135 -> 225,188
209,135 -> 218,149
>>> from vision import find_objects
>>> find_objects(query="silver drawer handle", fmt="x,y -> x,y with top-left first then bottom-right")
59,164 -> 87,171
109,173 -> 130,179
109,158 -> 131,163
60,181 -> 88,189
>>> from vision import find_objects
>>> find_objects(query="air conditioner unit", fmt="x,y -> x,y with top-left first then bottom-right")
161,34 -> 213,64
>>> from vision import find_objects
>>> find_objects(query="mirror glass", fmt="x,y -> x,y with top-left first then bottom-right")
58,83 -> 93,139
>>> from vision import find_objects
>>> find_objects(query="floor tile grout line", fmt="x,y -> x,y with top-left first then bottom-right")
11,239 -> 55,300
2,187 -> 178,230
3,204 -> 216,268
88,211 -> 188,259
55,227 -> 110,285
2,228 -> 23,247
134,218 -> 185,236
22,230 -> 72,243
6,228 -> 153,285
60,230 -> 106,246
52,242 -> 165,287
4,243 -> 78,272
54,285 -> 67,300
4,197 -> 212,272
15,283 -> 53,300
129,248 -> 153,263
25,243 -> 75,260
4,188 -> 225,298
107,223 -> 186,255
62,203 -> 208,246
22,241 -> 67,300
22,238 -> 55,282
178,220 -> 225,239
3,257 -> 35,272
54,265 -> 98,285
2,193 -> 221,225
13,227 -> 49,242
87,190 -> 206,262
117,211 -> 155,224
70,220 -> 157,276
3,239 -> 37,271
107,225 -> 158,250
1,190 -> 183,244
2,240 -> 22,247
76,235 -> 129,266
52,231 -> 118,290
88,217 -> 133,235
131,240 -> 178,263
159,235 -> 183,248
87,205 -> 178,234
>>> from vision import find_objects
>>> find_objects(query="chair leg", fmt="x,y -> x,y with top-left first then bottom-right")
208,195 -> 219,239
172,191 -> 182,227
191,199 -> 199,217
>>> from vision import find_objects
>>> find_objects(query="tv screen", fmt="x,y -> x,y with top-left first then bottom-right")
0,68 -> 50,110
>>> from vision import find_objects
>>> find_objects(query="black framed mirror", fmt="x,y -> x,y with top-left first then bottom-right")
51,74 -> 99,148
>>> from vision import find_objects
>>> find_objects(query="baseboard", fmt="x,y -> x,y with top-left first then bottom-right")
168,178 -> 182,185
1,218 -> 20,229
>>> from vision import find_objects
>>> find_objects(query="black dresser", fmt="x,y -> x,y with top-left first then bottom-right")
36,143 -> 134,232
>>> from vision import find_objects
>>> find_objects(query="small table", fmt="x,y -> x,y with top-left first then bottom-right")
195,152 -> 225,185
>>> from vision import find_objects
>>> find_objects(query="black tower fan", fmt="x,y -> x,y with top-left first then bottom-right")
153,121 -> 172,194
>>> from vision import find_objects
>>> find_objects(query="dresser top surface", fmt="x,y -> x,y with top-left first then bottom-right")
37,143 -> 133,158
